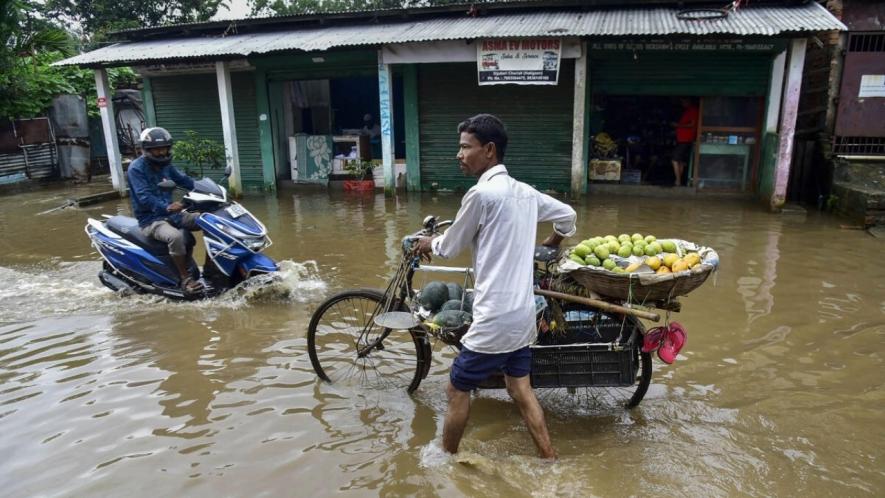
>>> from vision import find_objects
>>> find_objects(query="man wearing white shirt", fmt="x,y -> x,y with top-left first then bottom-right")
415,114 -> 576,460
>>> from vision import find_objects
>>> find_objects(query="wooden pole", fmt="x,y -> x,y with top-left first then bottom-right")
533,288 -> 661,322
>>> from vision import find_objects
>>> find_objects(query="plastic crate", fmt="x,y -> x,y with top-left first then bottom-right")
530,344 -> 638,388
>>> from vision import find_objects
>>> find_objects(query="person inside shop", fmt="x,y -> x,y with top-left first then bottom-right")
414,113 -> 576,460
671,97 -> 699,186
361,113 -> 381,139
128,127 -> 202,294
361,113 -> 382,159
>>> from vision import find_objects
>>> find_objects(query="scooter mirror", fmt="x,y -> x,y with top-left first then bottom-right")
157,179 -> 176,190
224,164 -> 232,177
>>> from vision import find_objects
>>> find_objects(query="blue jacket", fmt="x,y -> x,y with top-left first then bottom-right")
127,156 -> 195,227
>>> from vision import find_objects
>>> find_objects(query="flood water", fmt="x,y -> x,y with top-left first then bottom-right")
1,180 -> 883,497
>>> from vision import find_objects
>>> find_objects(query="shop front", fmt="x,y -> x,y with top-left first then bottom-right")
587,39 -> 784,193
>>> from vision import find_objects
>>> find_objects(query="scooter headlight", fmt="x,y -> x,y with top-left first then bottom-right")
244,237 -> 267,250
215,222 -> 248,239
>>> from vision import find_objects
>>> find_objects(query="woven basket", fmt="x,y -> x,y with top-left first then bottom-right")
568,264 -> 714,303
561,238 -> 719,303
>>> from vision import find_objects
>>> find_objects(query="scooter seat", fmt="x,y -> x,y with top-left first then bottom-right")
106,216 -> 170,254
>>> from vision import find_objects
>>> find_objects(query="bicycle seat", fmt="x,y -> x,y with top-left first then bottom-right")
534,245 -> 560,263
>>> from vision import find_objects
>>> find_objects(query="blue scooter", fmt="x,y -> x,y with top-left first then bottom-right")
85,171 -> 278,300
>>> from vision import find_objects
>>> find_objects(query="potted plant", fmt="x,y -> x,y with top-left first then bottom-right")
172,130 -> 225,177
342,159 -> 376,191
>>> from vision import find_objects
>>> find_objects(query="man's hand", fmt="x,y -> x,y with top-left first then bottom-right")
167,201 -> 185,213
413,235 -> 435,263
541,233 -> 564,248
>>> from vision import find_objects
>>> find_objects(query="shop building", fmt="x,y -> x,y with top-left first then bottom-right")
56,1 -> 843,209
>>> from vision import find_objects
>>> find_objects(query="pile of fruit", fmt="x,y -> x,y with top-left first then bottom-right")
417,281 -> 474,329
566,233 -> 705,275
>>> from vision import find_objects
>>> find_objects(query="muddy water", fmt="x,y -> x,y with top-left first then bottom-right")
1,181 -> 883,497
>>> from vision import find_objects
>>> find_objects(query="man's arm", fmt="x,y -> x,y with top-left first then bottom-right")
167,165 -> 195,190
128,166 -> 171,213
536,192 -> 576,247
415,189 -> 482,259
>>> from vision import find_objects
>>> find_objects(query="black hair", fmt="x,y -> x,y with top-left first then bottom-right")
457,113 -> 508,162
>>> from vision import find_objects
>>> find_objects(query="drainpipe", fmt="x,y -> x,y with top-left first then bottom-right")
215,61 -> 242,196
94,68 -> 126,195
771,38 -> 808,212
570,41 -> 589,199
377,51 -> 395,196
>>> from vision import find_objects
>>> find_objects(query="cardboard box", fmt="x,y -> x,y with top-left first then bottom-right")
589,159 -> 621,181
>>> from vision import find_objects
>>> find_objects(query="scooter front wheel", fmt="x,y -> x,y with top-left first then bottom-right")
307,289 -> 425,393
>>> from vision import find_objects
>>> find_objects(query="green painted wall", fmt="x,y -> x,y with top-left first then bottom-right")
759,132 -> 779,199
418,61 -> 575,192
151,72 -> 264,190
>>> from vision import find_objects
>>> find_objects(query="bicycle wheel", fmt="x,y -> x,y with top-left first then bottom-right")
307,289 -> 425,393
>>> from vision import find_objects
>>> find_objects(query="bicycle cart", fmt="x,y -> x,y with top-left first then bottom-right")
307,216 -> 673,408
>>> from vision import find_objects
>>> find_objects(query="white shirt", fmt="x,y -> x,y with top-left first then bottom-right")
431,165 -> 577,354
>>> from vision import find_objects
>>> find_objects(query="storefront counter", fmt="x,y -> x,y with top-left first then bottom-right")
697,143 -> 752,191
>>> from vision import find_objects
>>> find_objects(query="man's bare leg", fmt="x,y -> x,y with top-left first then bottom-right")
442,382 -> 471,454
505,375 -> 556,459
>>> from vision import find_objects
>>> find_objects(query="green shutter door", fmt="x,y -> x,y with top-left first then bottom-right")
418,61 -> 575,192
152,73 -> 264,189
590,52 -> 771,96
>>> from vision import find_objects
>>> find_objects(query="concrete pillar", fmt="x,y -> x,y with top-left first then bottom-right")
377,53 -> 395,195
94,69 -> 125,194
403,64 -> 421,192
765,50 -> 787,134
570,42 -> 588,198
772,38 -> 807,211
215,61 -> 242,196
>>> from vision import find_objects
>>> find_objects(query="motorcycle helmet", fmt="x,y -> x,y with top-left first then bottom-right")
139,127 -> 174,166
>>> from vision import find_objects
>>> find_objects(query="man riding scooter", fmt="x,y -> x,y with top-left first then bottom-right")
127,127 -> 203,294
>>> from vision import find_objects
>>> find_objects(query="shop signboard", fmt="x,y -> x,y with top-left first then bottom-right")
590,39 -> 780,52
477,39 -> 561,85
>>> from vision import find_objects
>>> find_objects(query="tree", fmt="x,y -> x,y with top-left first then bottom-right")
0,1 -> 138,120
39,0 -> 230,46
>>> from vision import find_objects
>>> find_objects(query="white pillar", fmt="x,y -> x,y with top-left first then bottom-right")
94,69 -> 125,194
377,53 -> 395,195
215,61 -> 242,196
570,42 -> 588,197
765,50 -> 787,133
772,39 -> 807,211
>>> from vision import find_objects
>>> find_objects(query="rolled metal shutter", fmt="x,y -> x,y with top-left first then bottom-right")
152,73 -> 263,189
418,61 -> 575,192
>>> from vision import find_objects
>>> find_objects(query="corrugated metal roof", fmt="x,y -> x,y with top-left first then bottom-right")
56,3 -> 846,67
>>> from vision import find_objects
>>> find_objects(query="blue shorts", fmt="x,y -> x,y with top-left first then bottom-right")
450,346 -> 532,392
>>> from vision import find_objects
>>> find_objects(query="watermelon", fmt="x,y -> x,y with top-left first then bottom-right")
432,310 -> 473,329
418,281 -> 450,312
440,299 -> 465,312
446,282 -> 463,301
462,290 -> 475,313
